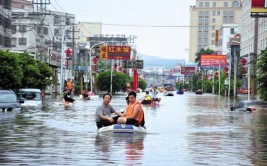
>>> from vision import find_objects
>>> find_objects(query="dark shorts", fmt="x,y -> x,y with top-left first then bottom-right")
126,119 -> 139,126
96,116 -> 119,129
64,96 -> 75,103
152,98 -> 159,101
83,94 -> 89,98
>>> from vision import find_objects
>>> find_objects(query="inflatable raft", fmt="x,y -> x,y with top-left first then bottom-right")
97,124 -> 147,134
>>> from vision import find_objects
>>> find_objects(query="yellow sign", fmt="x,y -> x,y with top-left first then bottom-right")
100,46 -> 108,59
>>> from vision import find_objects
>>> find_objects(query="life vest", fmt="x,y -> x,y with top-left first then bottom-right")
144,94 -> 151,100
67,81 -> 73,90
125,101 -> 144,126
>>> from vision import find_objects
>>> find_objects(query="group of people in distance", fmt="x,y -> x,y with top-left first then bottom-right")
141,87 -> 161,105
95,91 -> 145,129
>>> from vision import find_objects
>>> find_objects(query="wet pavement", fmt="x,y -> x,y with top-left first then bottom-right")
1,92 -> 267,165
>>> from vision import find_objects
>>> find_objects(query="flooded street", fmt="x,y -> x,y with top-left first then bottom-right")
1,92 -> 267,165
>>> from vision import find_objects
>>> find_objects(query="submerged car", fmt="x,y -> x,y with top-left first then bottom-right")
230,100 -> 267,112
17,88 -> 42,106
0,90 -> 23,118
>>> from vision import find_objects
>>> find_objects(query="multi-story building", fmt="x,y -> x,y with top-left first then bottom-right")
217,24 -> 240,54
0,0 -> 12,49
241,0 -> 267,56
189,0 -> 242,62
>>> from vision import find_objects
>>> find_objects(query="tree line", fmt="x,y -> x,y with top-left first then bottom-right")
0,50 -> 53,91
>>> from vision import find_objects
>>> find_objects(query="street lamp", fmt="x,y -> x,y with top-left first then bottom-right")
60,25 -> 76,94
86,42 -> 105,93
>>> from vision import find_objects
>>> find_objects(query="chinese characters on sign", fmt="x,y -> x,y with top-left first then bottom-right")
100,46 -> 131,60
200,55 -> 227,68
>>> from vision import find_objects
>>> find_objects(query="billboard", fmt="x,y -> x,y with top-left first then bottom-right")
181,66 -> 196,75
200,55 -> 227,69
122,60 -> 143,69
251,0 -> 267,14
100,46 -> 131,60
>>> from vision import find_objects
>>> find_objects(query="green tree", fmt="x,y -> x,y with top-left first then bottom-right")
96,70 -> 126,94
257,49 -> 267,101
138,77 -> 147,90
0,50 -> 23,89
36,61 -> 53,90
18,53 -> 52,90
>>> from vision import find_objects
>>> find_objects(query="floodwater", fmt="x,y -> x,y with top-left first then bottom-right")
1,92 -> 267,166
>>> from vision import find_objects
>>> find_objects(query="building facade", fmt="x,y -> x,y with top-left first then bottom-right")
189,0 -> 242,62
241,0 -> 267,56
0,0 -> 12,49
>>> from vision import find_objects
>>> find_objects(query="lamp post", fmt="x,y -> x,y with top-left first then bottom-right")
212,65 -> 215,94
219,62 -> 221,95
60,25 -> 76,94
86,42 -> 105,92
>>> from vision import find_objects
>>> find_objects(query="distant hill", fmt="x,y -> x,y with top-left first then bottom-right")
138,53 -> 185,68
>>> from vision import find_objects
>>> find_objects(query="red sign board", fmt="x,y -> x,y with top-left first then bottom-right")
107,46 -> 131,60
251,0 -> 267,13
200,54 -> 227,67
181,67 -> 196,75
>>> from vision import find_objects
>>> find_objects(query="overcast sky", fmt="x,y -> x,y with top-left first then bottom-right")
48,0 -> 195,60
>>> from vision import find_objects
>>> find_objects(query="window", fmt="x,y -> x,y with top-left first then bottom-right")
204,38 -> 209,45
205,2 -> 209,7
199,11 -> 204,17
11,38 -> 16,47
212,18 -> 216,23
224,2 -> 228,7
213,2 -> 216,7
54,29 -> 59,36
19,38 -> 27,45
212,25 -> 215,30
232,1 -> 239,7
204,32 -> 208,38
211,40 -> 215,45
54,16 -> 60,25
217,11 -> 220,16
198,38 -> 202,44
198,31 -> 202,38
212,33 -> 215,37
205,11 -> 209,17
12,25 -> 16,34
229,11 -> 234,23
230,28 -> 235,34
199,2 -> 203,7
43,27 -> 48,35
212,11 -> 216,16
19,25 -> 27,32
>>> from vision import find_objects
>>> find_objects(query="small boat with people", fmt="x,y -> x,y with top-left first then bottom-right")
176,90 -> 184,95
97,124 -> 147,134
163,91 -> 174,96
195,89 -> 203,95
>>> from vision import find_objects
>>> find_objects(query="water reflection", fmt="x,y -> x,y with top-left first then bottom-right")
95,133 -> 145,165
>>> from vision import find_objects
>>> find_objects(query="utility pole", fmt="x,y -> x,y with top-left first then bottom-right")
253,17 -> 259,95
71,26 -> 79,79
233,48 -> 237,97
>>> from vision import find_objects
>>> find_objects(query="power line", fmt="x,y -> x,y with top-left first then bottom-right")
54,0 -> 67,13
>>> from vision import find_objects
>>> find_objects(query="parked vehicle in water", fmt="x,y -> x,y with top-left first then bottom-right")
230,100 -> 267,112
17,88 -> 42,106
0,90 -> 23,118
